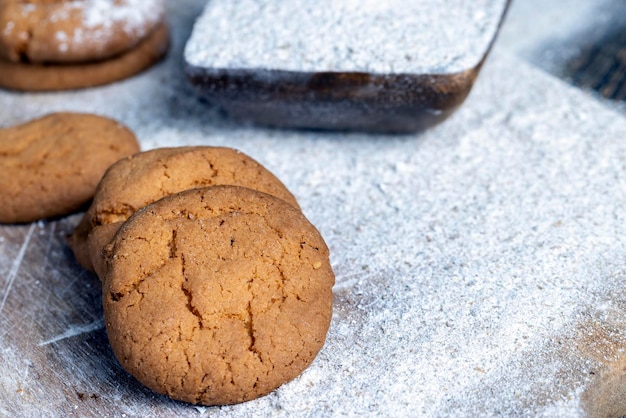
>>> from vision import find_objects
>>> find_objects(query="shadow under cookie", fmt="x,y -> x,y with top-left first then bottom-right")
0,22 -> 170,92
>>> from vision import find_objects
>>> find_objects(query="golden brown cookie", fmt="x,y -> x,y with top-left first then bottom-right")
102,185 -> 334,405
0,0 -> 165,64
69,146 -> 300,275
0,21 -> 169,92
0,112 -> 140,223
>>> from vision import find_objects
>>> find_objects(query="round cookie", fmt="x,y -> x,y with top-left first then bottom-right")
69,146 -> 300,275
102,186 -> 334,405
0,0 -> 165,64
0,112 -> 140,223
0,21 -> 169,92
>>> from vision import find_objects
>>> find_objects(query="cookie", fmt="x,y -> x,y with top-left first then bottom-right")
0,21 -> 169,92
0,112 -> 140,223
0,0 -> 165,64
70,146 -> 300,275
102,185 -> 334,405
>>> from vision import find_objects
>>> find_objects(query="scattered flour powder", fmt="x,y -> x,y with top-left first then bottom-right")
2,1 -> 626,416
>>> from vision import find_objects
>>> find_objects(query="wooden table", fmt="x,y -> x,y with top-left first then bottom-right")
2,1 -> 626,416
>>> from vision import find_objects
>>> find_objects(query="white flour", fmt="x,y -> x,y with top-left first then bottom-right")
79,0 -> 162,34
24,0 -> 164,55
185,0 -> 508,74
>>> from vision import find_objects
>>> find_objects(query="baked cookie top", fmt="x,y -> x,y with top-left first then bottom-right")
70,146 -> 299,273
91,146 -> 300,225
0,112 -> 139,223
0,0 -> 164,63
102,186 -> 334,405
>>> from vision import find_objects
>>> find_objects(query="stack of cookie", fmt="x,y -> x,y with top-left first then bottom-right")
0,0 -> 169,91
70,147 -> 301,276
1,115 -> 334,405
69,147 -> 335,406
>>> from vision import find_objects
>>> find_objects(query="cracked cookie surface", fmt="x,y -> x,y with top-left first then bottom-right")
0,0 -> 164,64
102,186 -> 334,405
0,112 -> 140,223
70,146 -> 300,275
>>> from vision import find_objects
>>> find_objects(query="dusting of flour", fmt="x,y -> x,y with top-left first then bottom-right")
43,0 -> 164,54
185,0 -> 508,74
78,0 -> 162,34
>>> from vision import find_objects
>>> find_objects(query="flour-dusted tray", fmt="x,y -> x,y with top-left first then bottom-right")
2,1 -> 626,416
184,0 -> 510,133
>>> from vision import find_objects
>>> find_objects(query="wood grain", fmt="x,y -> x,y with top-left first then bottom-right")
567,26 -> 626,102
2,1 -> 626,416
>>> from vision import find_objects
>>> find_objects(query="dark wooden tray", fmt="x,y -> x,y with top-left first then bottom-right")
185,1 -> 510,133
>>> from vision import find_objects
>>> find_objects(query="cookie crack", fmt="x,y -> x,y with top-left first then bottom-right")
297,235 -> 322,260
162,161 -> 171,179
180,340 -> 192,395
108,250 -> 170,302
276,265 -> 288,304
245,300 -> 260,361
225,360 -> 235,387
158,161 -> 173,196
245,270 -> 262,363
180,253 -> 204,328
200,154 -> 219,179
264,218 -> 284,240
169,229 -> 177,259
196,375 -> 212,404
181,284 -> 203,326
95,205 -> 136,225
109,278 -> 146,304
